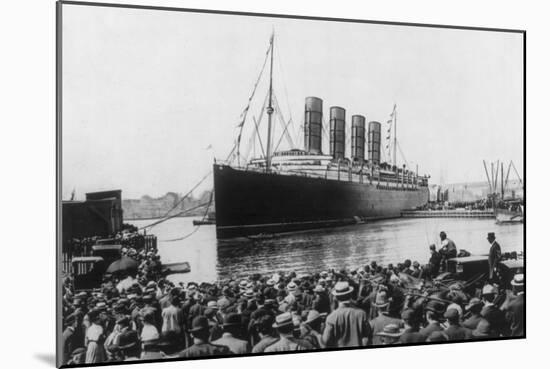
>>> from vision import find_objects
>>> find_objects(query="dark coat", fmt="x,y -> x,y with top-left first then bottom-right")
398,327 -> 426,344
462,314 -> 483,330
488,241 -> 502,279
444,325 -> 473,341
481,304 -> 506,337
419,322 -> 443,338
178,342 -> 231,358
506,294 -> 524,337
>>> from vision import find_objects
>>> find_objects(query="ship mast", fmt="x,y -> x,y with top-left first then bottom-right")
393,106 -> 397,169
265,32 -> 275,172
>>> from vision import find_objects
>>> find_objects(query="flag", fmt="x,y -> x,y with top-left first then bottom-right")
387,119 -> 392,125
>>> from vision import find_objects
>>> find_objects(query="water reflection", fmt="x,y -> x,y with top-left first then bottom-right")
131,217 -> 523,283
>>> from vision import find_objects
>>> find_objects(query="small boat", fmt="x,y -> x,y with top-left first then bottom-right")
495,206 -> 523,223
161,261 -> 191,276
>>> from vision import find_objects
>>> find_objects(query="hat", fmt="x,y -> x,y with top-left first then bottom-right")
482,284 -> 497,296
95,302 -> 107,311
425,300 -> 446,316
472,319 -> 491,337
465,297 -> 483,312
266,279 -> 276,287
286,282 -> 298,292
331,281 -> 354,297
413,261 -> 420,268
222,313 -> 242,327
272,312 -> 294,328
511,273 -> 524,287
305,310 -> 327,325
71,347 -> 86,357
264,299 -> 278,308
314,285 -> 325,293
373,290 -> 390,307
188,316 -> 210,333
446,303 -> 463,319
375,324 -> 403,338
75,292 -> 88,299
242,289 -> 256,299
444,308 -> 459,321
207,300 -> 219,310
320,271 -> 328,278
487,232 -> 495,239
449,282 -> 464,291
389,274 -> 400,284
429,244 -> 436,250
238,280 -> 248,289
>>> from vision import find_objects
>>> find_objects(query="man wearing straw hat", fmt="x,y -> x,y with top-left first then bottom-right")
264,312 -> 314,352
301,310 -> 327,349
322,281 -> 372,348
370,290 -> 402,345
375,323 -> 403,345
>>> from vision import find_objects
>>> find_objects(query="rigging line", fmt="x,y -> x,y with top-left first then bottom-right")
139,201 -> 211,230
274,42 -> 295,138
504,161 -> 512,191
235,41 -> 272,164
272,94 -> 295,153
274,93 -> 295,148
253,116 -> 266,158
511,161 -> 523,186
397,141 -> 410,168
141,171 -> 212,226
242,91 -> 269,163
160,192 -> 215,242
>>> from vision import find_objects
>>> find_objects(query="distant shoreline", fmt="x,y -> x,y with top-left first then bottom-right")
124,214 -> 199,222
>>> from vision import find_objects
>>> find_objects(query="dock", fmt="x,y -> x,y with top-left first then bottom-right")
401,209 -> 494,218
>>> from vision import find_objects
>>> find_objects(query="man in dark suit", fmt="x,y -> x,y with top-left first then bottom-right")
419,300 -> 445,337
487,232 -> 502,281
398,309 -> 425,344
480,284 -> 507,337
179,316 -> 231,358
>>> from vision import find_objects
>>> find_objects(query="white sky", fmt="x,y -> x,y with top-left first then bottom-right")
61,4 -> 524,200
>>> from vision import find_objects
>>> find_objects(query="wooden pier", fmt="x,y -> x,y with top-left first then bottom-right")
401,209 -> 494,219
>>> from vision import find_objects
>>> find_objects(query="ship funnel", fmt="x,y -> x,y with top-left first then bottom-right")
304,97 -> 323,154
351,115 -> 366,163
368,121 -> 381,165
329,106 -> 346,160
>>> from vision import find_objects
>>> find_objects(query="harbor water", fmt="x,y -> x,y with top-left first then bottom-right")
131,217 -> 523,284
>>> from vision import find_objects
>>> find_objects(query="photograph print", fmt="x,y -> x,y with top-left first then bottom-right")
57,1 -> 525,367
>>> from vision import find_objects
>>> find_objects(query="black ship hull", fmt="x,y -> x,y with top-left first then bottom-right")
213,164 -> 429,239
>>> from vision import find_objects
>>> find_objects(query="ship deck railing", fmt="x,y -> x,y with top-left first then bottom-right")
216,161 -> 429,190
401,209 -> 495,218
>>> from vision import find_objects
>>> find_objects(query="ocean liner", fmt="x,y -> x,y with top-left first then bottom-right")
213,34 -> 430,239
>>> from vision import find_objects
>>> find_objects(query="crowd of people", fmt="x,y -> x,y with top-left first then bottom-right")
61,232 -> 525,365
